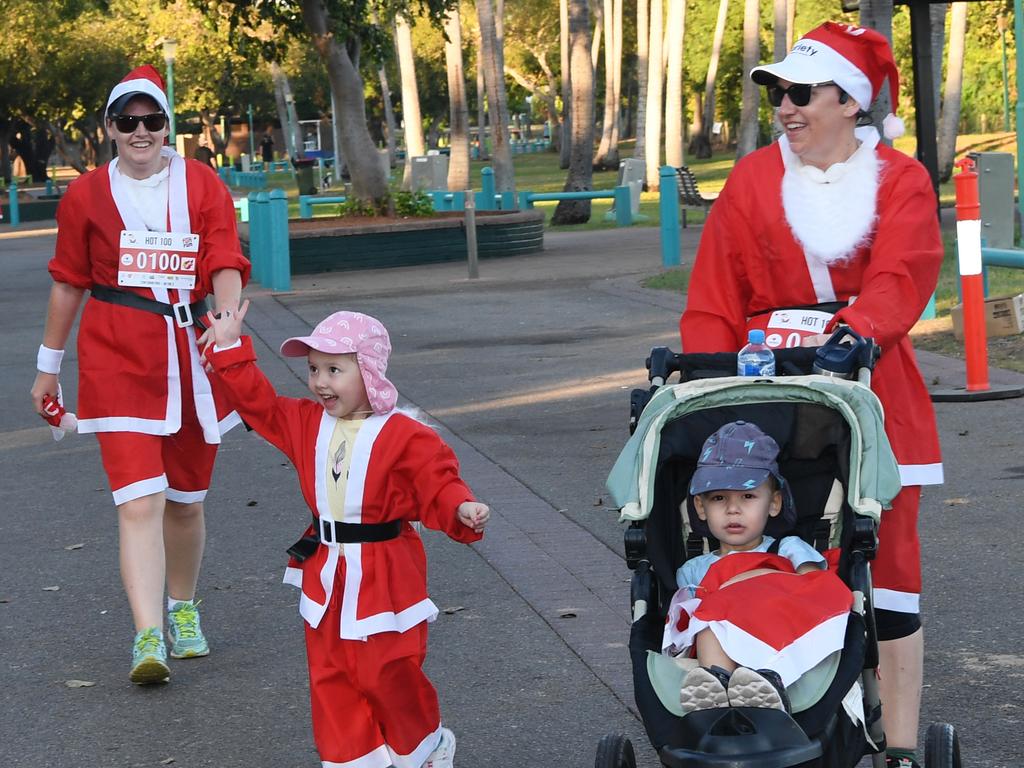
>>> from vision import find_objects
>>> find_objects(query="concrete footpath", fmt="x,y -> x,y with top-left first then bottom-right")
3,222 -> 1023,768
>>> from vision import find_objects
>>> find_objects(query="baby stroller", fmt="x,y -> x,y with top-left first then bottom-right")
598,336 -> 962,768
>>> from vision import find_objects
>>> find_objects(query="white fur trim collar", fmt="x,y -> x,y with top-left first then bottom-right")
780,127 -> 880,266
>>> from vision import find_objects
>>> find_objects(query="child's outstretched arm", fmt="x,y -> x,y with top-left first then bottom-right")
457,501 -> 490,534
203,302 -> 307,459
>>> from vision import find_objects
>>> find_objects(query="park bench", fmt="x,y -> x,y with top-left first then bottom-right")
675,166 -> 718,228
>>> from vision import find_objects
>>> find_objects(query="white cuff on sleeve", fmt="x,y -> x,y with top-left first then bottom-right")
213,339 -> 243,353
37,345 -> 64,375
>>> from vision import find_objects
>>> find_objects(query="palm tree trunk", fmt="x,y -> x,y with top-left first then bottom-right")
664,0 -> 685,168
643,0 -> 664,189
785,0 -> 795,49
736,0 -> 761,159
773,0 -> 788,61
553,0 -> 595,224
930,3 -> 947,113
475,31 -> 490,161
378,65 -> 398,168
395,14 -> 426,188
633,0 -> 649,164
938,2 -> 967,181
594,0 -> 617,167
270,61 -> 300,160
476,0 -> 516,193
560,0 -> 572,168
591,2 -> 603,73
444,7 -> 471,191
301,0 -> 388,202
610,0 -> 623,155
690,0 -> 727,159
858,0 -> 894,141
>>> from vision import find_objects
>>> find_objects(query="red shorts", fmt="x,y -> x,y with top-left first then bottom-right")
871,485 -> 921,615
96,384 -> 218,506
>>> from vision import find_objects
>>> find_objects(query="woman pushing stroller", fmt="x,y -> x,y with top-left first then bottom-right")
663,421 -> 852,715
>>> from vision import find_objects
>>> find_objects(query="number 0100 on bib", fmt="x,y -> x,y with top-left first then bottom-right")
117,229 -> 200,290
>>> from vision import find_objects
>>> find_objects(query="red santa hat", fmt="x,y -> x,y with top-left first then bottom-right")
105,65 -> 170,117
751,21 -> 905,139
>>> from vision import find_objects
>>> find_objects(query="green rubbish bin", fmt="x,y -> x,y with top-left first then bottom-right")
293,158 -> 317,196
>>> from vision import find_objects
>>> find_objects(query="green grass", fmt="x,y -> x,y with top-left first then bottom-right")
244,131 -> 1020,229
642,268 -> 690,292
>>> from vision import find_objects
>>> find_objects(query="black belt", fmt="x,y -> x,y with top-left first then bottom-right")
91,285 -> 210,330
287,519 -> 403,562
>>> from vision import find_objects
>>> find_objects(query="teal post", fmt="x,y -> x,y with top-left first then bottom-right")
8,179 -> 19,226
659,166 -> 680,267
299,196 -> 312,219
249,192 -> 268,284
920,294 -> 937,320
480,167 -> 495,211
267,189 -> 291,292
499,190 -> 516,210
518,191 -> 534,210
613,186 -> 632,227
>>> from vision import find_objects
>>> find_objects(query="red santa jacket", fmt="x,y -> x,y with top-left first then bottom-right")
48,153 -> 250,441
209,337 -> 481,639
680,137 -> 942,485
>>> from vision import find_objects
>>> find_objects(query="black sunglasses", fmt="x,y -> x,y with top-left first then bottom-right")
111,113 -> 168,133
765,82 -> 836,108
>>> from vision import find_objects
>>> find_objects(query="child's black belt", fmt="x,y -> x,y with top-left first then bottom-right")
90,285 -> 210,329
287,519 -> 402,561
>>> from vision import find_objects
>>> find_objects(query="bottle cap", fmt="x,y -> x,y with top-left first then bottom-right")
748,329 -> 766,344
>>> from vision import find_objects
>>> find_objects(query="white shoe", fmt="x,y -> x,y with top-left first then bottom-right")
424,727 -> 456,768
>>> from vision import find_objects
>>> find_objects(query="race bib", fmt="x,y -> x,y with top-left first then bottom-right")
747,308 -> 836,350
117,230 -> 200,290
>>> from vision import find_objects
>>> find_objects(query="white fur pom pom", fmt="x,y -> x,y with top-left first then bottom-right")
882,113 -> 905,140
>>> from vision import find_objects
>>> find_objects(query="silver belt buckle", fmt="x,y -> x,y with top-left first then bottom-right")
318,517 -> 336,545
172,300 -> 194,328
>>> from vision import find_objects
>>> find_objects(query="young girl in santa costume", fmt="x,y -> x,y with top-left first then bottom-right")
663,422 -> 852,715
30,65 -> 249,685
204,304 -> 489,768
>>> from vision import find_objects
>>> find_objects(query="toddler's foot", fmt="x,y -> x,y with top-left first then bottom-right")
424,727 -> 456,768
679,665 -> 731,714
727,667 -> 790,712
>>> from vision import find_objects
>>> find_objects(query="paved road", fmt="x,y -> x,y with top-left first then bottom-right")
3,224 -> 1023,768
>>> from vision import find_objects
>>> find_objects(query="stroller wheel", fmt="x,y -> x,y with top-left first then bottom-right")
924,722 -> 962,768
595,733 -> 636,768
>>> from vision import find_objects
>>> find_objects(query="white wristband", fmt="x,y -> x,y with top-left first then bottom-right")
37,345 -> 64,375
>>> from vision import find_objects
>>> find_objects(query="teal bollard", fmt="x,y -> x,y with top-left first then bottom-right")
480,167 -> 495,211
659,166 -> 681,267
8,179 -> 19,226
267,189 -> 291,292
920,293 -> 937,321
249,191 -> 269,284
518,191 -> 534,210
299,195 -> 312,219
613,185 -> 632,227
499,190 -> 516,210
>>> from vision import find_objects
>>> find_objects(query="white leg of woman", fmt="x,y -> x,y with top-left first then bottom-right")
878,628 -> 924,750
118,492 -> 167,631
163,500 -> 205,602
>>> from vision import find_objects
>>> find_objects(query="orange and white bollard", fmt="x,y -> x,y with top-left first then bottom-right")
953,157 -> 989,392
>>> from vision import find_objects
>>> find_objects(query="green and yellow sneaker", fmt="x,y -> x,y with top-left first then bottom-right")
167,600 -> 210,659
130,627 -> 170,685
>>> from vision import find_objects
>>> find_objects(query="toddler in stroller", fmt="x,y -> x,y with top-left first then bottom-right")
664,421 -> 854,717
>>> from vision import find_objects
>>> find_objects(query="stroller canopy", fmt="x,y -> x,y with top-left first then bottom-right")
606,376 -> 901,524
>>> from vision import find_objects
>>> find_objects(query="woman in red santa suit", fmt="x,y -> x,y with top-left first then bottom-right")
679,23 -> 941,768
29,65 -> 250,685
